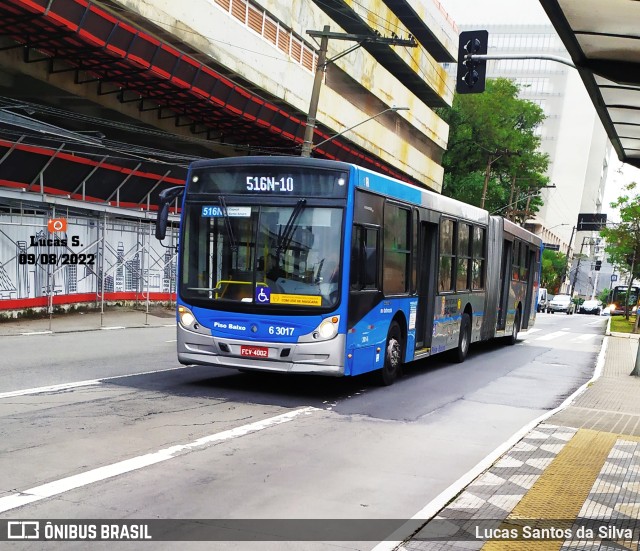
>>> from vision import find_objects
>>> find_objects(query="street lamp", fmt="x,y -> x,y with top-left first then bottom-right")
311,106 -> 409,152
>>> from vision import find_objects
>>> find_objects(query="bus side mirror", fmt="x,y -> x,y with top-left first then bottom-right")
155,186 -> 184,241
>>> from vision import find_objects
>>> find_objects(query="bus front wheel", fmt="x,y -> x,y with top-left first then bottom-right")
378,321 -> 402,386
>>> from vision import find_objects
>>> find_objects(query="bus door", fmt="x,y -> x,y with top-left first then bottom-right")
521,247 -> 536,328
497,239 -> 512,330
415,221 -> 438,350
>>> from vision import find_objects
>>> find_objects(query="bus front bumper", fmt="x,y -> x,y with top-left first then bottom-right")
177,324 -> 346,376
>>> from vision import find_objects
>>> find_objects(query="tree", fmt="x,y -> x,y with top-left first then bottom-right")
541,249 -> 567,293
439,78 -> 549,218
600,182 -> 640,321
597,287 -> 611,306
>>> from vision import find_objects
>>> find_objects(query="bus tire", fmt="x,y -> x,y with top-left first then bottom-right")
378,321 -> 402,386
452,313 -> 471,363
506,310 -> 520,345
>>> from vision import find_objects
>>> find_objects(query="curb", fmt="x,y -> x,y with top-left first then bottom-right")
371,336 -> 610,551
0,323 -> 176,337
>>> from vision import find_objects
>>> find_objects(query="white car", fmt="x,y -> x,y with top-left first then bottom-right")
579,300 -> 602,315
547,294 -> 575,314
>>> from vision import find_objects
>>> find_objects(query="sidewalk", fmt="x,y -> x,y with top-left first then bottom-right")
3,310 -> 640,549
402,334 -> 640,551
0,306 -> 176,336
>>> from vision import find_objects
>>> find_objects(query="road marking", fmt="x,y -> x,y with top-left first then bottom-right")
0,407 -> 317,513
483,430 -> 617,551
0,380 -> 101,398
0,366 -> 190,399
100,326 -> 125,330
573,333 -> 597,342
165,339 -> 177,343
371,337 -> 610,551
535,330 -> 570,341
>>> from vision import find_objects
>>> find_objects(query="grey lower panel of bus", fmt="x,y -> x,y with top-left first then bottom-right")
177,325 -> 346,375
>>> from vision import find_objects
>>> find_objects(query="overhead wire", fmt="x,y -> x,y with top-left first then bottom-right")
2,2 -> 458,164
0,96 -> 300,158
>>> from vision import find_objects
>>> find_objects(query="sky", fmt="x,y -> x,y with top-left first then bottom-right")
443,0 -> 551,27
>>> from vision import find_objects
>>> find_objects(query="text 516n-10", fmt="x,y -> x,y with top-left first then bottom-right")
18,253 -> 96,265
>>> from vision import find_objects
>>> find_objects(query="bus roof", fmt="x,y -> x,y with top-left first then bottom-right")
187,156 -> 540,244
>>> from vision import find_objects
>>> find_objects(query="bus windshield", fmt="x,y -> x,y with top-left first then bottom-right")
180,202 -> 343,309
610,286 -> 640,313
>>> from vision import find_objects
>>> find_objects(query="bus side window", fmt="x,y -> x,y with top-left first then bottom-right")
351,225 -> 379,291
439,218 -> 455,292
512,240 -> 521,281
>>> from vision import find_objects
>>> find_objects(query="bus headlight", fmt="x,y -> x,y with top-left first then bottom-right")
314,316 -> 339,340
178,306 -> 196,328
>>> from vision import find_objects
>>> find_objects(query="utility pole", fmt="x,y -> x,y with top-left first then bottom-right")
507,172 -> 517,220
480,153 -> 494,210
300,28 -> 416,157
571,236 -> 600,296
559,225 -> 576,293
301,26 -> 330,158
481,149 -> 520,209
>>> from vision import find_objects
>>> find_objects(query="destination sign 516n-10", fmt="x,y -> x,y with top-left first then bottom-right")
246,176 -> 294,192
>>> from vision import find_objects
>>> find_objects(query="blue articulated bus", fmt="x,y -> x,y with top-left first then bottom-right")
156,156 -> 541,385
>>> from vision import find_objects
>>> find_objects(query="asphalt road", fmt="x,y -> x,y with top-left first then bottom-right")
0,312 -> 606,550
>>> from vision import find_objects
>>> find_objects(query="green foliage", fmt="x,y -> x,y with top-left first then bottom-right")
541,249 -> 567,293
611,316 -> 636,334
598,287 -> 611,305
439,78 -> 549,220
601,182 -> 640,318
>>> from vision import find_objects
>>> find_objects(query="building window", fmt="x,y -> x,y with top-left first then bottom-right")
213,0 -> 317,72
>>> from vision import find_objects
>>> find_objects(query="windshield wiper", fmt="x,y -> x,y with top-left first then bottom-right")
276,198 -> 306,255
219,195 -> 238,252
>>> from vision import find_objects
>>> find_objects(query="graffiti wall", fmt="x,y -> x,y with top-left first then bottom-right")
0,210 -> 177,311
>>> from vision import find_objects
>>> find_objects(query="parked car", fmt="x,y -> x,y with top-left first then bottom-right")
547,294 -> 575,314
579,299 -> 602,315
537,287 -> 548,313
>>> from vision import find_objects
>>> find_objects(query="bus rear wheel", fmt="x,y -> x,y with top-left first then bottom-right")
506,310 -> 520,345
451,313 -> 471,363
378,321 -> 402,386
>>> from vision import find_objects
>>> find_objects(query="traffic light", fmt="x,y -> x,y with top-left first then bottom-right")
595,260 -> 602,271
456,30 -> 488,94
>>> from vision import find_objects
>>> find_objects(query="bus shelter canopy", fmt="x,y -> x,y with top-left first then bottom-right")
540,0 -> 640,169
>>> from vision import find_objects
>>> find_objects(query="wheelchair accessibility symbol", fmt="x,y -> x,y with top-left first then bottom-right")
256,287 -> 271,304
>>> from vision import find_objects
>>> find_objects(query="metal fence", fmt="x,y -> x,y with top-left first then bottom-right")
0,197 -> 179,333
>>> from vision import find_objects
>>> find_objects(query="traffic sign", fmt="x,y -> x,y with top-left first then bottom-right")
577,213 -> 607,231
611,274 -> 618,282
